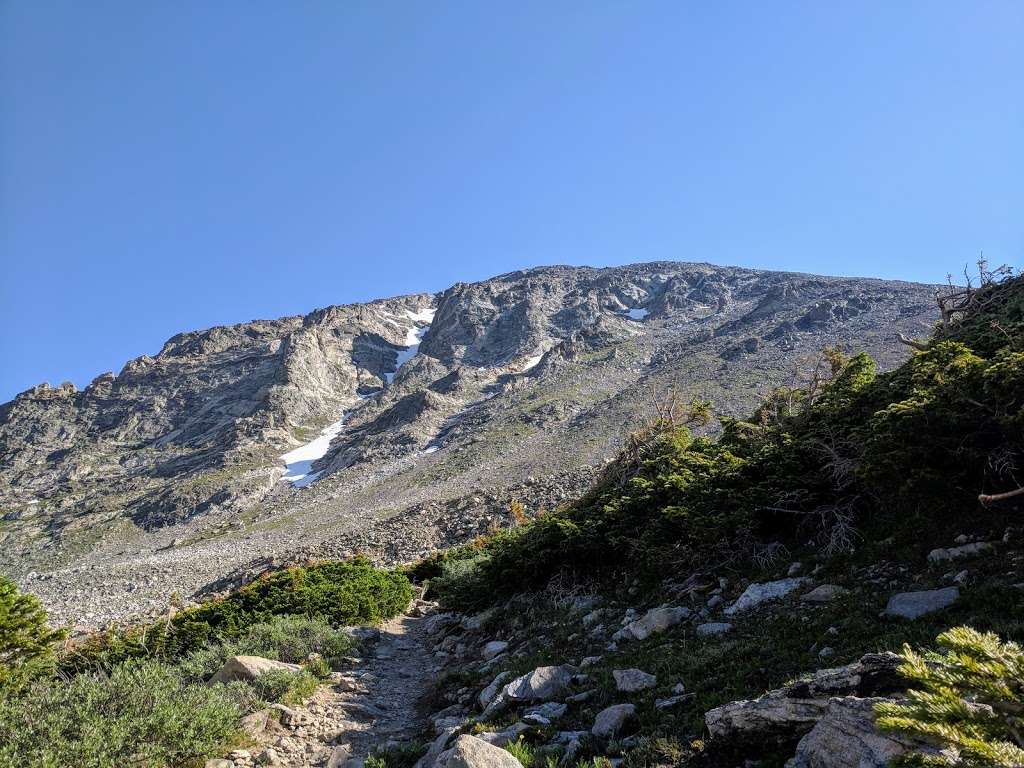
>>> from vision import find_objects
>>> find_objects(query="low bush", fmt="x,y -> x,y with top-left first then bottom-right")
177,615 -> 354,681
62,558 -> 411,674
0,658 -> 241,768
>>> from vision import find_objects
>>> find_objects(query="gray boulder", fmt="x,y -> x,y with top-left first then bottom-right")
613,605 -> 690,641
592,703 -> 637,738
725,578 -> 811,615
613,668 -> 657,692
883,587 -> 959,620
504,665 -> 575,702
442,734 -> 523,768
478,671 -> 513,709
481,640 -> 509,660
786,697 -> 939,768
209,655 -> 301,685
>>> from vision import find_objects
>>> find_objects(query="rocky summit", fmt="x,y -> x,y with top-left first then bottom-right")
0,261 -> 938,627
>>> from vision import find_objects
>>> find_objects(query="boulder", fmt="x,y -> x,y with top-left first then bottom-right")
927,542 -> 993,563
613,668 -> 657,692
478,671 -> 512,709
481,640 -> 509,660
725,578 -> 811,615
883,587 -> 959,620
613,605 -> 690,641
504,665 -> 575,702
705,653 -> 903,740
786,697 -> 940,768
592,703 -> 637,738
475,721 -> 531,747
801,585 -> 849,603
209,655 -> 301,684
442,734 -> 523,768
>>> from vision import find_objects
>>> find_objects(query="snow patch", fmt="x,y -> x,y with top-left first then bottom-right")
520,351 -> 545,372
280,394 -> 370,488
384,308 -> 436,385
280,417 -> 347,488
624,308 -> 649,320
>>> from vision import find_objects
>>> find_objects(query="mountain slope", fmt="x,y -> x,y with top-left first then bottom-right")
0,261 -> 940,626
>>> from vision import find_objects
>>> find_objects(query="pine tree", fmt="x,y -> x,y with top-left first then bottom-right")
0,575 -> 65,691
874,626 -> 1024,767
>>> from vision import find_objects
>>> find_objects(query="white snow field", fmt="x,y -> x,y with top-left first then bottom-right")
625,308 -> 649,320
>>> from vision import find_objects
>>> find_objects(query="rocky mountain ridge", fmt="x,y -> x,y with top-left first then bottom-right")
0,261 -> 941,626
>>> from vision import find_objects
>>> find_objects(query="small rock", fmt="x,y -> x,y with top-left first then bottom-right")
696,622 -> 732,637
801,585 -> 849,603
927,542 -> 993,563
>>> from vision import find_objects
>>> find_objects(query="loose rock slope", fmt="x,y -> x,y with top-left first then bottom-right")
1,261 -> 939,626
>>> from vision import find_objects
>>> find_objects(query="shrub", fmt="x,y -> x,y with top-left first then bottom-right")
61,558 -> 411,674
252,667 -> 319,706
176,615 -> 354,681
0,658 -> 240,768
875,626 -> 1024,766
0,575 -> 65,693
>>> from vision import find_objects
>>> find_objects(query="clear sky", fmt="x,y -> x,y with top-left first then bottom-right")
1,1 -> 1021,403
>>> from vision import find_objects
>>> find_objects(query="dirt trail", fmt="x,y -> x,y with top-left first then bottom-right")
227,609 -> 438,768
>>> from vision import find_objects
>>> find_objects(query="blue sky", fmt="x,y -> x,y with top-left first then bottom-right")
1,1 -> 1021,402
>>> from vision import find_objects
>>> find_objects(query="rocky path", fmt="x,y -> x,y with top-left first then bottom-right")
222,609 -> 437,768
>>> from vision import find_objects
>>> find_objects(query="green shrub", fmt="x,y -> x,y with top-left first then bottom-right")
252,667 -> 319,706
0,658 -> 240,768
176,614 -> 354,681
0,575 -> 65,694
875,626 -> 1024,766
61,558 -> 411,674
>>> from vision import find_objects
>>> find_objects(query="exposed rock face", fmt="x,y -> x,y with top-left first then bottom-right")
705,653 -> 903,739
786,697 -> 939,768
1,262 -> 940,626
704,653 -> 932,767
